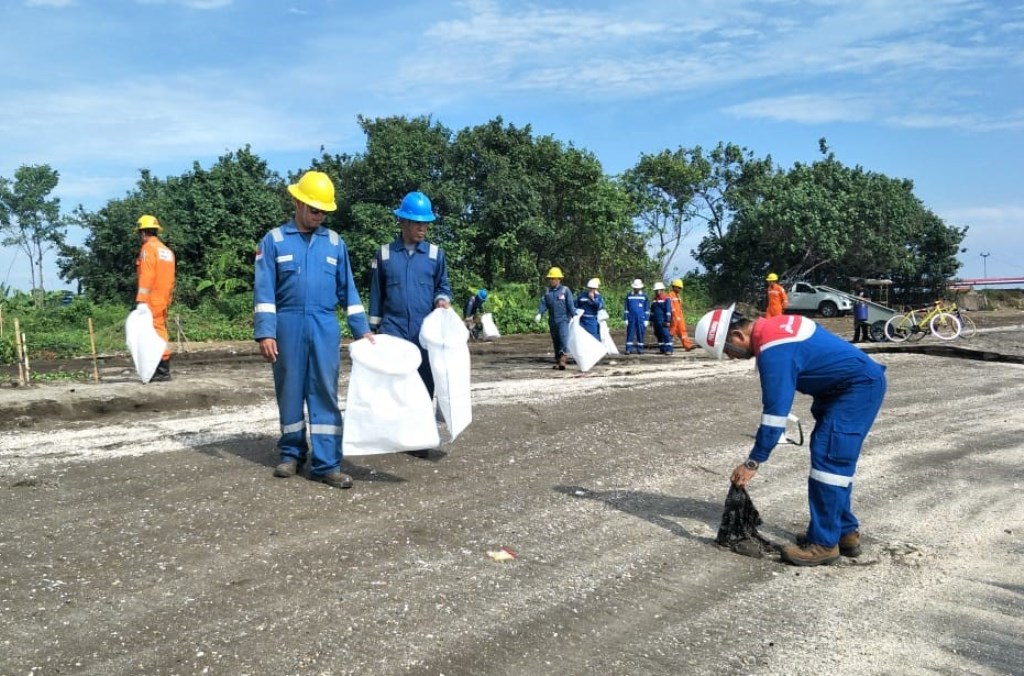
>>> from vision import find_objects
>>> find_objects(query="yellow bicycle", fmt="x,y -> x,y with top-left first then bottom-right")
884,301 -> 961,342
941,301 -> 977,340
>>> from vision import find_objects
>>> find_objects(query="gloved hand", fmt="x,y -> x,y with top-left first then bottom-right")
534,313 -> 543,323
645,320 -> 651,328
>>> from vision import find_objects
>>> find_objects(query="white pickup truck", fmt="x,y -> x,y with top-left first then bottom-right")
785,282 -> 854,318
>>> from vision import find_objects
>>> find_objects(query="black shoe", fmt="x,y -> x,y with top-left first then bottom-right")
273,459 -> 303,478
150,359 -> 171,382
315,471 -> 353,489
405,449 -> 431,459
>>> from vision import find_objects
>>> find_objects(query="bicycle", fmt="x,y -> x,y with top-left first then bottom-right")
942,301 -> 977,340
884,301 -> 961,343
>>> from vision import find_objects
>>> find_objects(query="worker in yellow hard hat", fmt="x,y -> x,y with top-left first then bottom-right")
535,266 -> 575,369
668,279 -> 696,351
254,170 -> 374,490
135,214 -> 176,381
765,272 -> 788,318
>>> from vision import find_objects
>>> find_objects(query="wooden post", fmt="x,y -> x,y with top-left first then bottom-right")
13,317 -> 26,386
88,317 -> 101,383
21,330 -> 30,384
0,304 -> 4,338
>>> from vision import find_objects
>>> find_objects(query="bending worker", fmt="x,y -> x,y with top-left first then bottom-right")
135,214 -> 176,382
254,170 -> 373,489
535,267 -> 575,369
575,278 -> 605,341
463,288 -> 488,339
694,304 -> 887,567
765,272 -> 788,318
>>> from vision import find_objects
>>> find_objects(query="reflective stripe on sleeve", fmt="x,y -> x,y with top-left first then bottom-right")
255,303 -> 277,314
809,468 -> 853,488
347,304 -> 365,315
369,315 -> 381,326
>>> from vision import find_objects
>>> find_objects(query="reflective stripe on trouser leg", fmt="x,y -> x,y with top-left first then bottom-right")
306,312 -> 343,476
272,311 -> 310,462
805,377 -> 886,546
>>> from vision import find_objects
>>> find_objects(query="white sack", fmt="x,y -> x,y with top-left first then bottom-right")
125,305 -> 166,384
566,314 -> 608,373
419,308 -> 473,441
342,335 -> 440,456
599,320 -> 619,355
480,312 -> 500,340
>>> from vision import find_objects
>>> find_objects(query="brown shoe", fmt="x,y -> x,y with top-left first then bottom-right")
273,459 -> 301,478
797,530 -> 862,558
781,543 -> 840,567
315,471 -> 353,489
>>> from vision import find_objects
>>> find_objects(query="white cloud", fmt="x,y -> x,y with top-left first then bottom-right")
25,0 -> 74,6
725,95 -> 874,124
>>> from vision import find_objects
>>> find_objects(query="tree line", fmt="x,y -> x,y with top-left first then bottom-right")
2,116 -> 966,311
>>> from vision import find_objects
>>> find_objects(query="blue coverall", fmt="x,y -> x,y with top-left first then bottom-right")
575,289 -> 605,340
369,237 -> 452,398
253,222 -> 370,477
649,293 -> 674,354
538,284 -> 575,360
748,314 -> 887,548
624,291 -> 649,354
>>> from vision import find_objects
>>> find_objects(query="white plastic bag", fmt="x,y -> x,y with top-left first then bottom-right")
599,320 -> 619,355
419,308 -> 473,441
566,314 -> 608,373
125,305 -> 166,383
480,312 -> 500,340
342,335 -> 440,456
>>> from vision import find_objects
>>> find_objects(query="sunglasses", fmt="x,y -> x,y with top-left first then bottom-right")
307,205 -> 325,216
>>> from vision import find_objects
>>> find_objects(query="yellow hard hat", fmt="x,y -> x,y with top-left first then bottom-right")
287,171 -> 337,212
137,214 -> 161,231
766,272 -> 779,282
546,266 -> 564,279
671,278 -> 683,288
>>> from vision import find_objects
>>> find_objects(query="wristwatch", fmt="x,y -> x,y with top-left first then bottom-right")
743,459 -> 760,471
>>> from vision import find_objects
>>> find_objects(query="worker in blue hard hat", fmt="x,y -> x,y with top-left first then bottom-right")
463,288 -> 488,340
369,191 -> 453,458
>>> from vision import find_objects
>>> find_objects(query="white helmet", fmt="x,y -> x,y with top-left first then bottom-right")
694,304 -> 736,360
587,277 -> 600,289
652,281 -> 666,291
631,278 -> 644,290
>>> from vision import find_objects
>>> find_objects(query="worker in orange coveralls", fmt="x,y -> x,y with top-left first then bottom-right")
668,278 -> 696,351
135,214 -> 176,381
765,272 -> 788,319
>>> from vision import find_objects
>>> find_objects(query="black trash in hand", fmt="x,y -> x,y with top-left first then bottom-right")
715,484 -> 773,558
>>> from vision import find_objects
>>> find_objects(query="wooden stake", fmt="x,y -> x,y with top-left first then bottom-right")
88,317 -> 100,383
21,330 -> 30,384
0,304 -> 4,338
13,317 -> 25,386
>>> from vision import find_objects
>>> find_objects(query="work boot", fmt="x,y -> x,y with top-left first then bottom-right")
797,530 -> 862,558
273,458 -> 302,478
151,359 -> 171,382
781,542 -> 840,567
557,354 -> 567,370
315,471 -> 354,489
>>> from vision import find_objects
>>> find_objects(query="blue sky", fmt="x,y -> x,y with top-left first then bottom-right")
2,0 -> 1022,292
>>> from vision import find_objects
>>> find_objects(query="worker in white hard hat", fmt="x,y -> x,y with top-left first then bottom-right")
649,281 -> 674,354
623,279 -> 648,354
575,277 -> 605,341
693,304 -> 887,567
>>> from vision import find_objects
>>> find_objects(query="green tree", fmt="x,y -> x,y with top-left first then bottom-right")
0,164 -> 67,301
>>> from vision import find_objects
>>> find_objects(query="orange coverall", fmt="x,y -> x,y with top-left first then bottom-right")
765,281 -> 788,318
668,289 -> 695,350
136,237 -> 176,359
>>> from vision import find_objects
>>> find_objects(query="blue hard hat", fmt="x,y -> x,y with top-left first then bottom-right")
394,191 -> 436,222
477,289 -> 488,300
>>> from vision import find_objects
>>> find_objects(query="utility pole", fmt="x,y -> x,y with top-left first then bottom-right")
980,252 -> 990,279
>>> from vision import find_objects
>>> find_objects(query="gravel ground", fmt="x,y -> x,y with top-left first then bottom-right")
1,313 -> 1022,675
